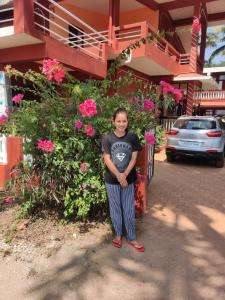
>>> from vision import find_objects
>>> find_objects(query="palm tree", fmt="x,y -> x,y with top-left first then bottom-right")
206,26 -> 225,66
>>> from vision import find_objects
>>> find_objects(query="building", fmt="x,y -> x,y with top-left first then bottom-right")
194,66 -> 225,116
0,0 -> 225,116
1,0 -> 225,188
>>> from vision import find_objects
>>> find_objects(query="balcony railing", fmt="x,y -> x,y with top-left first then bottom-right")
0,0 -> 110,60
193,90 -> 225,100
113,22 -> 190,66
33,0 -> 110,60
0,3 -> 14,35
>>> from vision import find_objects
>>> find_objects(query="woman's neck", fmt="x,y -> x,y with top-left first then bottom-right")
114,129 -> 127,137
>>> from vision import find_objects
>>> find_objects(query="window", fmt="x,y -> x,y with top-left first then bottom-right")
68,25 -> 84,48
174,119 -> 217,130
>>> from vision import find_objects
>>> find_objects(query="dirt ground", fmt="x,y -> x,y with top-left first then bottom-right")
1,150 -> 225,300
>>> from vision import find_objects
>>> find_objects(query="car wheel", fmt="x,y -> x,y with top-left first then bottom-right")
215,154 -> 224,168
166,154 -> 175,163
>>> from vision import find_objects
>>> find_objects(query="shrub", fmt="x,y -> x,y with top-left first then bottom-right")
2,40 -> 182,220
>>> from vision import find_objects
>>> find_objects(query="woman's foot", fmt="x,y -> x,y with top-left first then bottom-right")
112,236 -> 122,248
127,240 -> 145,252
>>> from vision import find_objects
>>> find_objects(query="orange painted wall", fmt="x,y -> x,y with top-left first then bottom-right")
120,8 -> 159,29
50,5 -> 159,39
51,4 -> 108,39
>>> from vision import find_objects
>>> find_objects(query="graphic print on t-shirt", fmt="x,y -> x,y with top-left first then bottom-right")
111,141 -> 132,172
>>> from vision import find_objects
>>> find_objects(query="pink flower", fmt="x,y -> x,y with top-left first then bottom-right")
173,88 -> 183,102
37,139 -> 55,152
0,114 -> 8,125
47,73 -> 53,81
143,99 -> 155,111
78,99 -> 97,118
82,183 -> 87,189
137,173 -> 146,182
53,68 -> 65,83
42,58 -> 59,74
5,197 -> 13,204
42,59 -> 65,83
80,162 -> 88,173
193,17 -> 201,35
90,184 -> 95,189
144,132 -> 156,146
12,93 -> 24,104
160,81 -> 183,102
74,120 -> 83,129
160,81 -> 174,94
84,125 -> 95,137
5,108 -> 10,115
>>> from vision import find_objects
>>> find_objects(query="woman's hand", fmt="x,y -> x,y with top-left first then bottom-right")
116,173 -> 128,188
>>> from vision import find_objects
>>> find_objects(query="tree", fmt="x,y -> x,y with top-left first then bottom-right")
206,26 -> 225,66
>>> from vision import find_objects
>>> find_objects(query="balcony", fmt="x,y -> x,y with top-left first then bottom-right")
0,0 -> 108,78
193,90 -> 225,107
0,1 -> 196,78
111,21 -> 192,76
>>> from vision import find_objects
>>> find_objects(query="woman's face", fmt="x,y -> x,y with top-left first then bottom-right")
113,112 -> 128,133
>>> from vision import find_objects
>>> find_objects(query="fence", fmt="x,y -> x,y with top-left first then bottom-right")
0,136 -> 7,164
159,116 -> 178,131
147,144 -> 154,185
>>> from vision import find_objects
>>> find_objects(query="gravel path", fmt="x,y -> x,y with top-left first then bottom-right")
1,151 -> 225,300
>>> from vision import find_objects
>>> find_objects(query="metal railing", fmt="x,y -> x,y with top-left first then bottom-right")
0,6 -> 14,26
147,144 -> 154,185
113,22 -> 190,66
179,54 -> 190,65
33,0 -> 110,60
193,90 -> 225,100
159,116 -> 178,131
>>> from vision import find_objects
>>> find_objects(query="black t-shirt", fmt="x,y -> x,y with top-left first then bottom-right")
102,131 -> 142,185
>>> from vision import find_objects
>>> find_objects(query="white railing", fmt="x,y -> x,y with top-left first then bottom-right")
0,136 -> 7,164
33,0 -> 110,60
0,6 -> 14,25
193,90 -> 225,100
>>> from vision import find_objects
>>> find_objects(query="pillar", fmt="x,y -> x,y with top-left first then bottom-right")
108,0 -> 120,44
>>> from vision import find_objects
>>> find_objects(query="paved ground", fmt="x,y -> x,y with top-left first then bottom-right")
1,151 -> 225,300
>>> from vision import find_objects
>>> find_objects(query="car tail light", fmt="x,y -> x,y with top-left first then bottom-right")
206,131 -> 222,137
168,129 -> 179,135
207,150 -> 218,152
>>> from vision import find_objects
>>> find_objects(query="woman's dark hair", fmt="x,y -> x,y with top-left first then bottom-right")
112,108 -> 128,121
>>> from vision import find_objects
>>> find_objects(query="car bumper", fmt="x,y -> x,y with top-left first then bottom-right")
166,148 -> 223,159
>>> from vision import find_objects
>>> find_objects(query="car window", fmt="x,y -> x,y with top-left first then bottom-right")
174,119 -> 217,130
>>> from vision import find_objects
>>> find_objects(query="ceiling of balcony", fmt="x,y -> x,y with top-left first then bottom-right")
63,0 -> 144,14
62,0 -> 225,22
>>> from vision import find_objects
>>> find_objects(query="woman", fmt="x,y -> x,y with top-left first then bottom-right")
102,108 -> 145,252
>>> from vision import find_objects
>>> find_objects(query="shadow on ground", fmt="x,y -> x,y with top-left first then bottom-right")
26,154 -> 225,300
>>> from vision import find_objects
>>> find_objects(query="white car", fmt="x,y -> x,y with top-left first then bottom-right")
166,116 -> 225,168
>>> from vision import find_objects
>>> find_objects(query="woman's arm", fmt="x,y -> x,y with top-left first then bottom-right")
103,153 -> 128,187
124,151 -> 138,177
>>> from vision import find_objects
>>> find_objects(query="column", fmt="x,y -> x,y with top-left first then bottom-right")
108,0 -> 120,45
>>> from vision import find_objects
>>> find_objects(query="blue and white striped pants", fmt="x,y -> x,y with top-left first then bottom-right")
106,183 -> 136,241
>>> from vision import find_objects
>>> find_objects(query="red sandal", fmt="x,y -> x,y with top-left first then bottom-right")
112,238 -> 122,248
127,241 -> 145,252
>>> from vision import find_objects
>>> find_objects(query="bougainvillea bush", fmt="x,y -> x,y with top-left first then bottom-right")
2,57 -> 182,220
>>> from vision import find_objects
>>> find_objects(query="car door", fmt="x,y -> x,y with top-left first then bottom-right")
217,118 -> 225,151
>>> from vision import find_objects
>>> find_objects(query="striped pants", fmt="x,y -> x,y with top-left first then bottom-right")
106,183 -> 136,241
